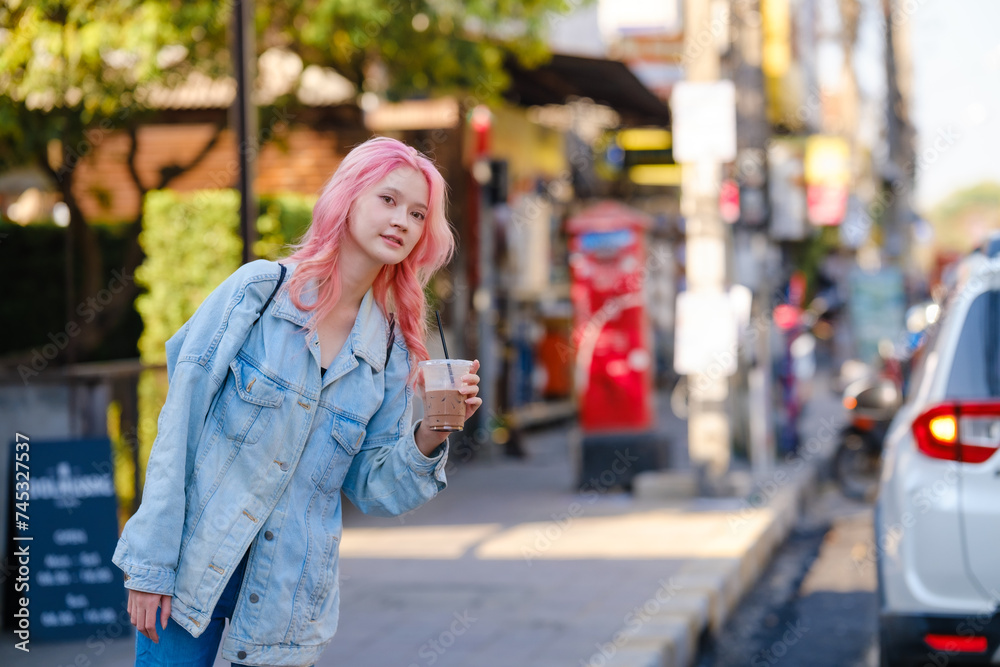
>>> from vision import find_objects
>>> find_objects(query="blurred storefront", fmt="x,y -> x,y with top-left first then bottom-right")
462,54 -> 674,447
39,49 -> 674,451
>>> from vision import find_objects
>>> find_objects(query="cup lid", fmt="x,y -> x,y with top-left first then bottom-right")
418,359 -> 473,367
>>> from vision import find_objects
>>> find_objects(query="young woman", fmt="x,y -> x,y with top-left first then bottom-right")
113,136 -> 482,667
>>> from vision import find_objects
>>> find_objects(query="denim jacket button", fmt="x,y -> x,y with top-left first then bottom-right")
264,530 -> 274,540
279,461 -> 290,471
249,593 -> 259,603
237,651 -> 247,660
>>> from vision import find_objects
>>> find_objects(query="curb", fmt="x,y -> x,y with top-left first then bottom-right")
596,453 -> 830,667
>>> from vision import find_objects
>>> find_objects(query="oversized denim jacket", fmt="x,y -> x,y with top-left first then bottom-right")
112,259 -> 448,666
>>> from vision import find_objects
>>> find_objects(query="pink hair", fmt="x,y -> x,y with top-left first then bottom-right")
281,136 -> 455,384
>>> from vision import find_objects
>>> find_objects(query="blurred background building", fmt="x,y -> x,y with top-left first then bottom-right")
1,0 -> 999,642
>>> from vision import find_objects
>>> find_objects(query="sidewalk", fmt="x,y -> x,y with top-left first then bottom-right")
323,375 -> 844,667
1,376 -> 844,667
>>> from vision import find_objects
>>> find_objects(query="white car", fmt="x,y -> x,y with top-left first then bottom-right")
877,243 -> 1000,667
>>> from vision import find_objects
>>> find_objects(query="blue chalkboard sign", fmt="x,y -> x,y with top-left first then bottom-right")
5,437 -> 128,643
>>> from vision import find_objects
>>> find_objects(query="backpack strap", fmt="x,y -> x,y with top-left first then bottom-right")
385,312 -> 396,366
252,263 -> 393,365
251,263 -> 286,326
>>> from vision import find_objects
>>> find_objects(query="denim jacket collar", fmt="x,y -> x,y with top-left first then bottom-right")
268,263 -> 390,373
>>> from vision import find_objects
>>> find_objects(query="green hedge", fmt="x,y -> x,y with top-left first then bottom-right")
135,189 -> 316,364
135,189 -> 244,364
1,192 -> 315,512
256,192 -> 315,260
135,189 -> 315,487
0,192 -> 315,363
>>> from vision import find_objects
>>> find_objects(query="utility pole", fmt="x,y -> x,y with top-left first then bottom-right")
730,0 -> 775,478
231,0 -> 258,263
883,0 -> 914,273
468,107 -> 500,459
679,0 -> 732,484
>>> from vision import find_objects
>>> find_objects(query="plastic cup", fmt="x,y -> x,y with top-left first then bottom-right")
418,359 -> 473,432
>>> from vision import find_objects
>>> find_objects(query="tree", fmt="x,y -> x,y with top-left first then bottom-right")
0,0 -> 574,363
926,181 -> 1000,252
0,0 -> 231,362
260,0 -> 561,98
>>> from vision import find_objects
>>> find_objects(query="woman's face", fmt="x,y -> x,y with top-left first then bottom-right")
345,166 -> 429,269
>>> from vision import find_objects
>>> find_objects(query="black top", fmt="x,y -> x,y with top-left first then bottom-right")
321,366 -> 327,376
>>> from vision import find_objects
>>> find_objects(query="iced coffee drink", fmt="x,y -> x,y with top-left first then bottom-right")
418,360 -> 473,432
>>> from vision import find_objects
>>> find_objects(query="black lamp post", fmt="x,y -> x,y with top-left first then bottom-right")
231,0 -> 257,263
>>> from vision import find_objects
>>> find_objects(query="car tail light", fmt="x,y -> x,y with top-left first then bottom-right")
924,633 -> 988,653
912,403 -> 1000,463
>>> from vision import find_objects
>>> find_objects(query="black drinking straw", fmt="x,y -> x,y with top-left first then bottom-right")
435,310 -> 450,359
435,310 -> 456,385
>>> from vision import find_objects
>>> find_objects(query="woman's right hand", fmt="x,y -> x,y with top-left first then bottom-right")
128,589 -> 171,643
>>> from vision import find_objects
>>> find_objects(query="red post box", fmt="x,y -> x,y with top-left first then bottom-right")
567,201 -> 655,439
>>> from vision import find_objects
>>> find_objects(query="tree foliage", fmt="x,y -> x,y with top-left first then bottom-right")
0,0 -> 577,363
0,0 -> 229,171
926,181 -> 1000,252
259,0 -> 562,99
0,0 -> 233,362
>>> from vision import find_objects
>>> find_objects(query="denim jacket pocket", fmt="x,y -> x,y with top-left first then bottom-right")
310,413 -> 366,494
223,356 -> 285,445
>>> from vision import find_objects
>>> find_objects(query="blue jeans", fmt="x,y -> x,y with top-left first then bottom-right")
135,549 -> 258,667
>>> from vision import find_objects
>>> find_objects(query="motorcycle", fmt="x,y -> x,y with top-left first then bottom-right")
833,373 -> 900,501
833,299 -> 940,501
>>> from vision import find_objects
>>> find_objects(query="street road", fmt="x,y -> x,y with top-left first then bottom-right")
696,481 -> 878,667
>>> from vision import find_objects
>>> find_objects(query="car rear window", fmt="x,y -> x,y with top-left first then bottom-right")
945,290 -> 1000,399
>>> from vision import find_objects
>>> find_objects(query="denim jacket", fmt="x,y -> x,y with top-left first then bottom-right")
112,259 -> 448,666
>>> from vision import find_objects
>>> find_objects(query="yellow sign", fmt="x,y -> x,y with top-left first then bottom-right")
761,0 -> 791,78
628,164 -> 683,186
617,128 -> 672,151
804,135 -> 850,187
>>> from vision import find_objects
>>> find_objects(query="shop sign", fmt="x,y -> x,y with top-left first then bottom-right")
674,290 -> 738,376
804,135 -> 850,226
719,179 -> 740,223
6,438 -> 125,641
768,139 -> 807,241
670,81 -> 737,163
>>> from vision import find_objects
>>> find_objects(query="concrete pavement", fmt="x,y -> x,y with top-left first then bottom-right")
1,377 -> 845,667
323,375 -> 844,667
